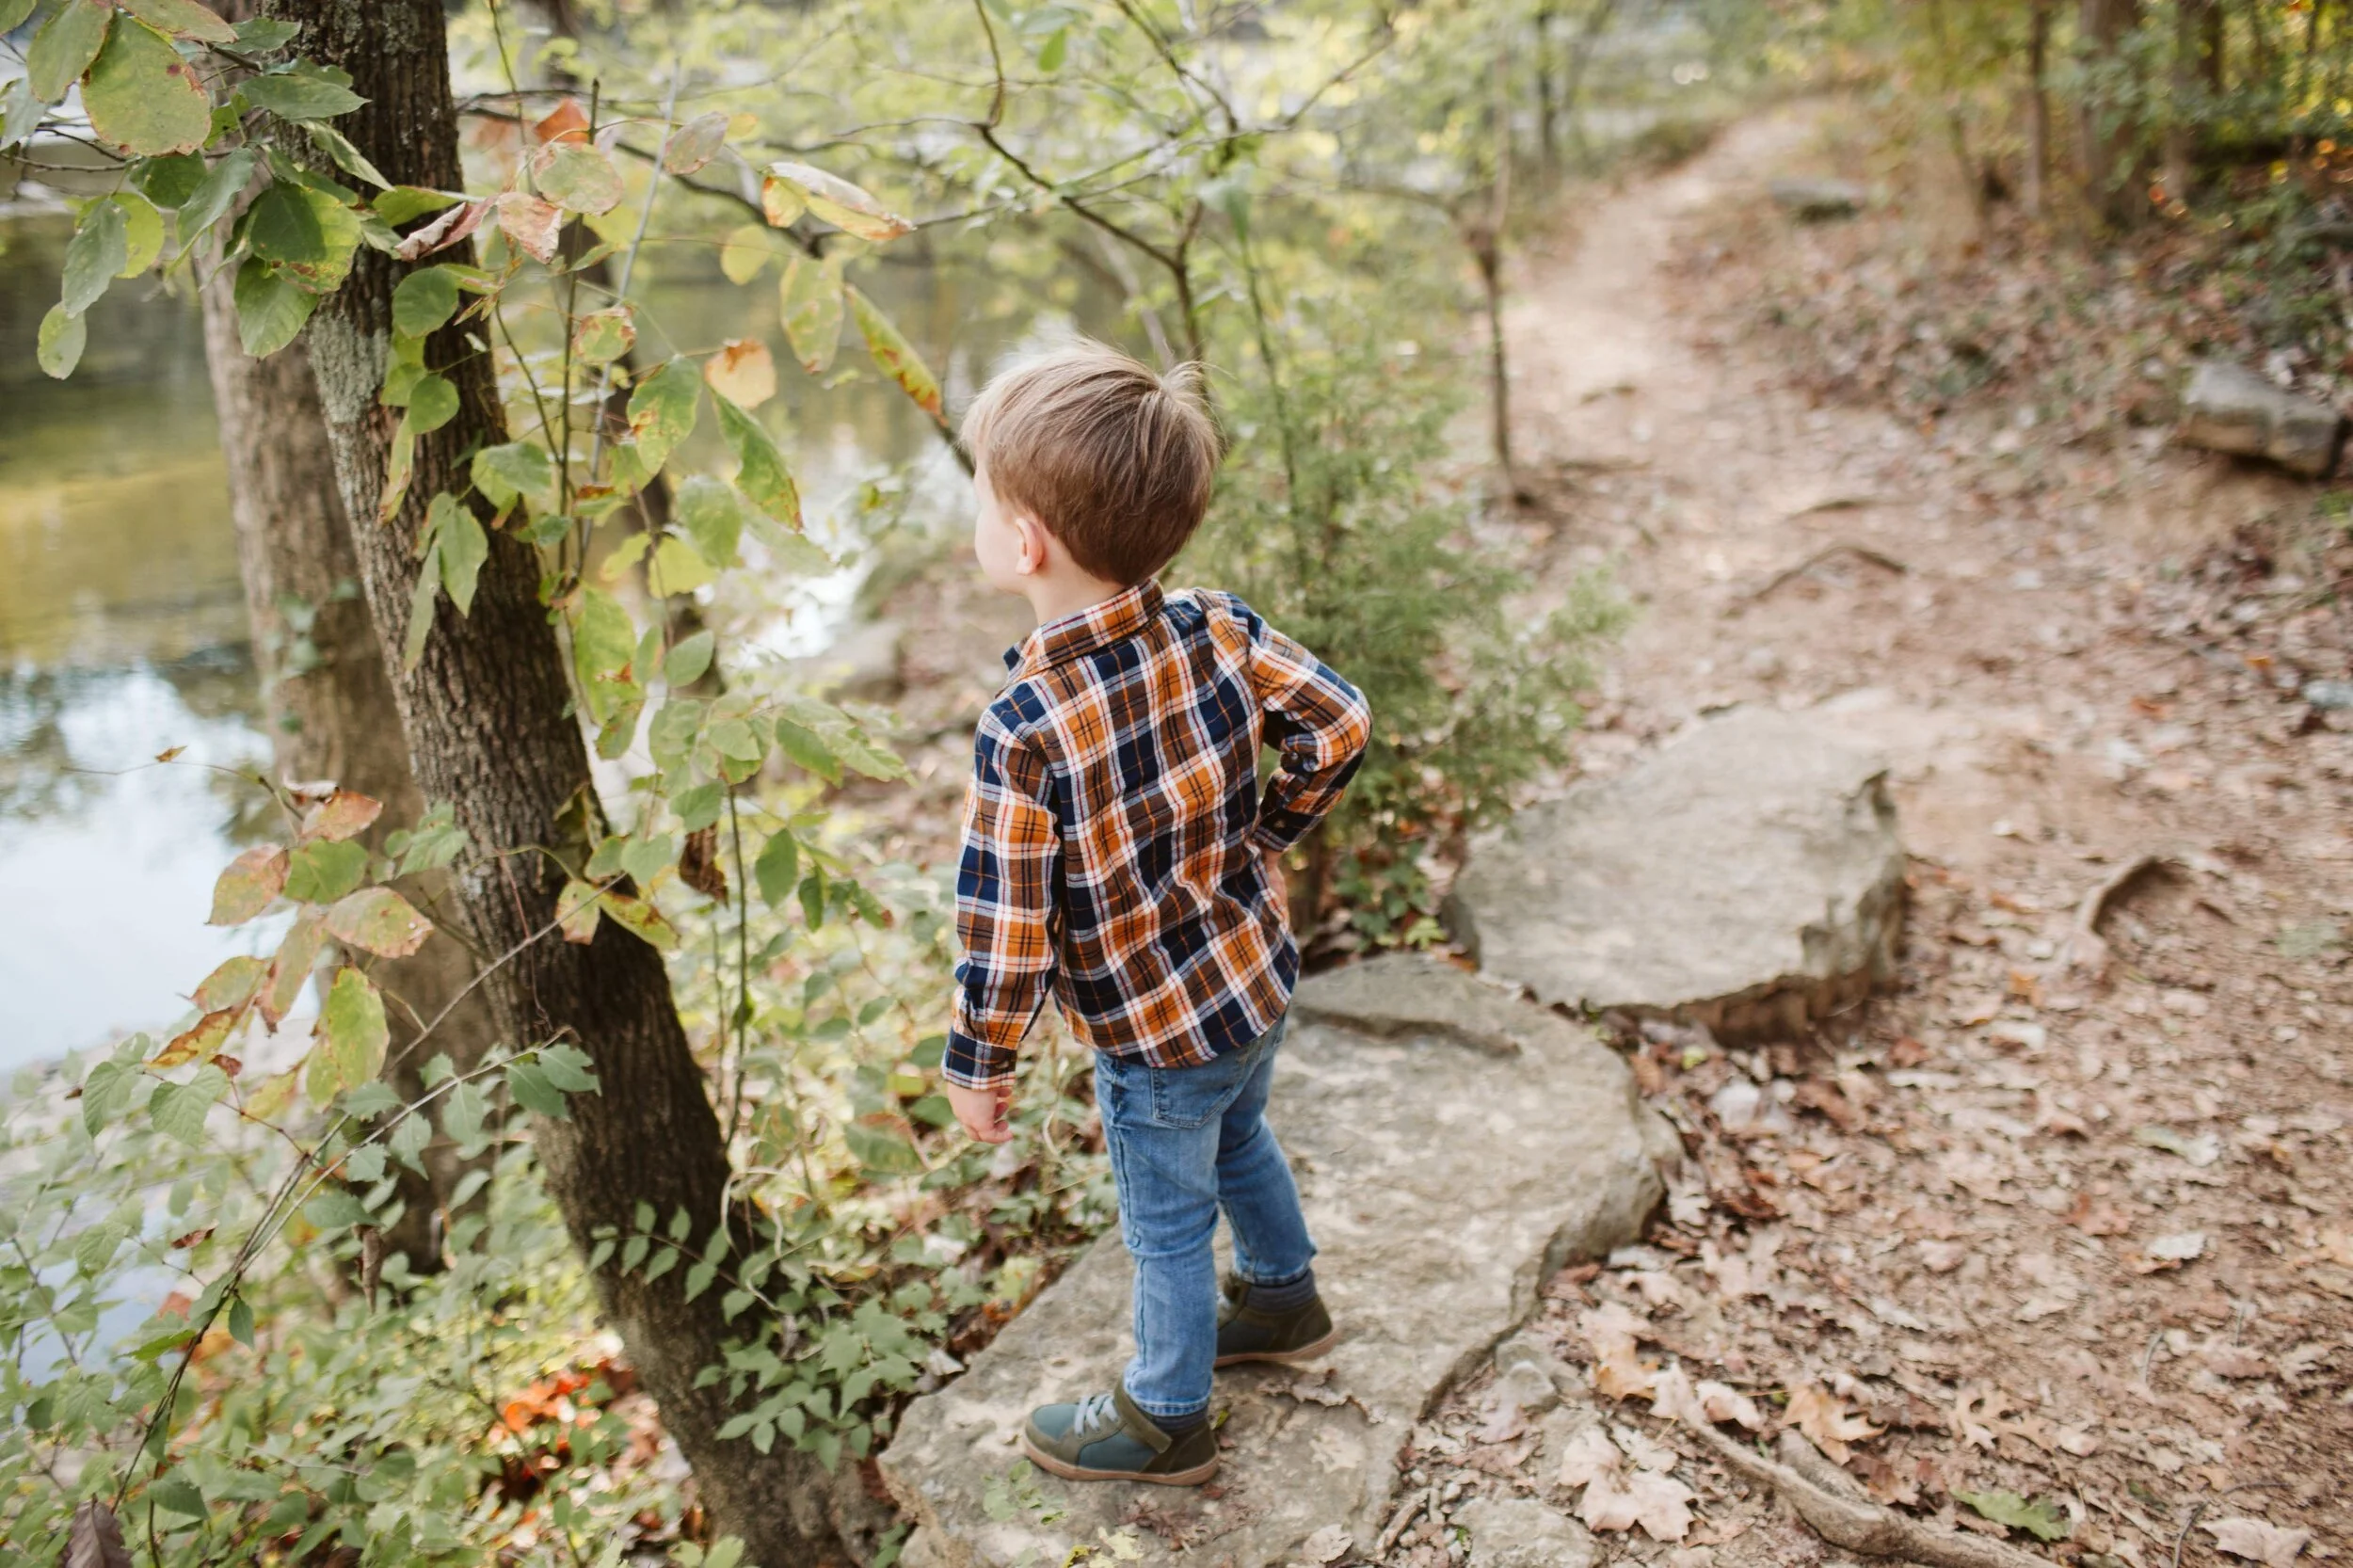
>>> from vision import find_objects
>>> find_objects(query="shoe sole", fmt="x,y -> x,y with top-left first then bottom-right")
1212,1326 -> 1340,1368
1019,1434 -> 1219,1487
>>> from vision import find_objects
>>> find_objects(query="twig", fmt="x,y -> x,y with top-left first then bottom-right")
2057,853 -> 2182,979
1747,542 -> 1913,601
1375,1489 -> 1427,1555
2171,1480 -> 2294,1568
1683,1424 -> 2055,1568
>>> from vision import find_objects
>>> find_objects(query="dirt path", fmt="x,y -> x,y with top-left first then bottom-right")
1391,104 -> 2353,1565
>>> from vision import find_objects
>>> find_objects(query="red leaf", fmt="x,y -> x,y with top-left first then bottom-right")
392,199 -> 487,263
208,844 -> 288,926
493,191 -> 562,264
299,788 -> 383,843
532,97 -> 590,145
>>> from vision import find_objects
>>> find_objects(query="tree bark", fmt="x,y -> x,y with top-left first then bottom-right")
198,273 -> 497,1275
194,0 -> 493,1275
2076,0 -> 2144,230
2164,0 -> 2216,203
259,1 -> 853,1559
2025,0 -> 2053,217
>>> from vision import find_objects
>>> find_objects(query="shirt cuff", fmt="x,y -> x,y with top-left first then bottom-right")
1251,806 -> 1317,855
942,1028 -> 1018,1092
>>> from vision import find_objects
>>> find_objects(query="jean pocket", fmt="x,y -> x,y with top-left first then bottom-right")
1144,1048 -> 1254,1130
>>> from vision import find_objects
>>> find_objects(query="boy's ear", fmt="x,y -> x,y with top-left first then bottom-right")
1011,511 -> 1052,576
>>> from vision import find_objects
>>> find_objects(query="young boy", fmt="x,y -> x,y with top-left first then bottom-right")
941,344 -> 1371,1487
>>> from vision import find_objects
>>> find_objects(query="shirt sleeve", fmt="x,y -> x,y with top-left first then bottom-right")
945,705 -> 1062,1091
1231,597 -> 1372,854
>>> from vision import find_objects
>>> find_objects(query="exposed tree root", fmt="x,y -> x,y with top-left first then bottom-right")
1684,1423 -> 2057,1568
1747,541 -> 1913,600
2055,852 -> 2183,979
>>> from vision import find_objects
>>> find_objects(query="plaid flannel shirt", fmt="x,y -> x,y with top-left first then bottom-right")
944,580 -> 1370,1091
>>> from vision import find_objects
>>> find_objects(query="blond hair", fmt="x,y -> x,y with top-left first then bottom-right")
962,342 -> 1224,586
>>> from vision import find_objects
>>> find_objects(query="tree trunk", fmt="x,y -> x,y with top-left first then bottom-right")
195,0 -> 492,1277
2025,0 -> 2053,217
1534,5 -> 1559,173
1483,50 -> 1522,503
259,1 -> 852,1560
2076,0 -> 2144,230
2164,0 -> 2215,204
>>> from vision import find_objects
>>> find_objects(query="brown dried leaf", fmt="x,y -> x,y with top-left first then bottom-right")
323,886 -> 434,958
67,1499 -> 131,1568
208,844 -> 288,926
2207,1517 -> 2312,1565
298,788 -> 383,843
702,337 -> 776,411
1580,1468 -> 1694,1541
1784,1382 -> 1881,1464
493,191 -> 562,264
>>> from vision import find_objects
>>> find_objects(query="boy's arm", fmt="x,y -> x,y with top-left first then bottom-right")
1236,600 -> 1372,853
944,709 -> 1062,1101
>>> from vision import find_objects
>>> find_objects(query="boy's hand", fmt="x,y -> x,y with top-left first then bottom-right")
1259,844 -> 1289,911
947,1081 -> 1014,1144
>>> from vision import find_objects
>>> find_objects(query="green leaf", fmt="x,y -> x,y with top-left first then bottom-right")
390,265 -> 460,338
131,151 -> 208,208
754,831 -> 799,907
672,782 -> 725,832
309,968 -> 387,1104
404,527 -> 440,673
84,15 -> 211,156
674,475 -> 744,570
112,191 -> 165,277
848,286 -> 946,426
572,305 -> 634,365
845,1115 -> 924,1175
719,222 -> 775,284
323,887 -> 434,958
26,0 -> 109,105
283,839 -> 368,904
177,147 -> 258,245
241,62 -> 364,120
147,1474 -> 208,1520
648,536 -> 714,598
625,356 -> 701,478
777,251 -> 844,374
1036,24 -> 1066,71
302,120 -> 390,190
619,832 -> 676,888
37,304 -> 87,380
572,584 -> 637,677
537,1042 -> 600,1093
151,1064 -> 229,1145
62,200 -> 128,317
406,372 -> 458,435
226,1295 -> 255,1347
534,140 -> 623,215
232,14 -> 298,51
435,493 -> 488,615
774,718 -> 840,783
664,631 -> 715,688
472,440 -> 556,512
247,179 -> 364,289
760,160 -> 913,243
301,1187 -> 370,1232
504,1060 -> 570,1120
598,891 -> 679,950
121,0 -> 238,44
714,392 -> 800,527
232,256 -> 317,358
379,411 -> 418,522
1954,1492 -> 2071,1543
0,0 -> 39,33
664,109 -> 729,175
194,954 -> 267,1013
374,184 -> 458,228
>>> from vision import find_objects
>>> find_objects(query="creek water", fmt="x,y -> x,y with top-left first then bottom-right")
0,204 -> 1090,1074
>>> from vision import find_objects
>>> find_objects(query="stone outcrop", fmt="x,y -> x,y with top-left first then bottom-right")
879,956 -> 1675,1567
2178,360 -> 2345,479
1768,176 -> 1865,220
1446,706 -> 1906,1039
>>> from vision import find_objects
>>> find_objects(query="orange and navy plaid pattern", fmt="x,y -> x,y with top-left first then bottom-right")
945,580 -> 1371,1091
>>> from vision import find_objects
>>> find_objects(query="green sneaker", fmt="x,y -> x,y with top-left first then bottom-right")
1214,1273 -> 1337,1368
1019,1386 -> 1219,1486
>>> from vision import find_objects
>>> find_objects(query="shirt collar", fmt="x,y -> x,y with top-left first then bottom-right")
1004,579 -> 1165,678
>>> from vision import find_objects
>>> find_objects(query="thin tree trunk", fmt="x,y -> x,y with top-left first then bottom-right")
1925,0 -> 1989,224
259,0 -> 853,1559
2025,0 -> 2054,217
2165,0 -> 2214,203
1534,4 -> 1559,173
197,0 -> 492,1278
2076,0 -> 2144,229
1485,49 -> 1521,502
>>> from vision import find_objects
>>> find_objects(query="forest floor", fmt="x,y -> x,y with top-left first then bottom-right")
841,97 -> 2353,1567
1372,99 -> 2353,1568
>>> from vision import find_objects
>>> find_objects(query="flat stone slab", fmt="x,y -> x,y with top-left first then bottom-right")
881,956 -> 1673,1567
2178,360 -> 2345,479
1447,706 -> 1905,1038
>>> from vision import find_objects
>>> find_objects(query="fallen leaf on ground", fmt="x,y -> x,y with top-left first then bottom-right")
1555,1424 -> 1623,1489
1580,1468 -> 1695,1541
2207,1516 -> 2311,1565
1580,1302 -> 1657,1400
1784,1382 -> 1881,1463
1301,1524 -> 1353,1563
1954,1489 -> 2072,1543
1652,1365 -> 1763,1430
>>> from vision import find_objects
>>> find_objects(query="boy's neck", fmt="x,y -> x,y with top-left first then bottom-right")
1023,572 -> 1131,630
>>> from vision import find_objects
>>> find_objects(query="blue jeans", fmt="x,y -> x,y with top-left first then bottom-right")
1092,1016 -> 1317,1423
